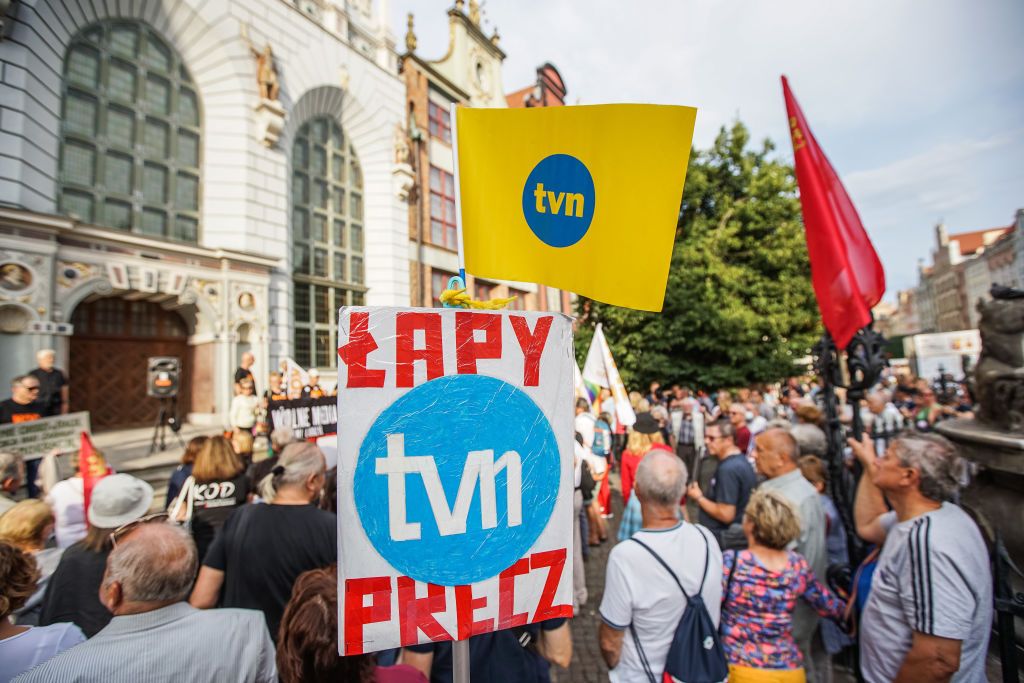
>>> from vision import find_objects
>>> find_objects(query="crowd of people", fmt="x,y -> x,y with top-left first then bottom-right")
576,376 -> 992,682
0,364 -> 995,682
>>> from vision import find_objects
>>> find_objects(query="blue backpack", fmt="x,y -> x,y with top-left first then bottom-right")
592,420 -> 610,456
629,528 -> 729,683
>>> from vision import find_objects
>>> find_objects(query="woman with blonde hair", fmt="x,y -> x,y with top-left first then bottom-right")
719,489 -> 846,682
0,500 -> 62,624
619,413 -> 672,507
178,435 -> 249,562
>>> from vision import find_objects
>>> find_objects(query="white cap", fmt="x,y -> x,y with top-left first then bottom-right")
88,474 -> 154,528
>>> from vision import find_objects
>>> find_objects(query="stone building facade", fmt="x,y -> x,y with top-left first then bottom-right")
0,0 -> 411,428
400,1 -> 573,314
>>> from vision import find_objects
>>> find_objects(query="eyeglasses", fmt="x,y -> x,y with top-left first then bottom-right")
111,512 -> 169,547
20,385 -> 40,392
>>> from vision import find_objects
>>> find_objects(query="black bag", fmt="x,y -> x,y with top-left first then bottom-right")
579,460 -> 597,501
629,528 -> 729,683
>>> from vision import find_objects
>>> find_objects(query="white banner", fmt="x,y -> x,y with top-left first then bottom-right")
335,307 -> 574,655
582,324 -> 636,427
0,412 -> 90,460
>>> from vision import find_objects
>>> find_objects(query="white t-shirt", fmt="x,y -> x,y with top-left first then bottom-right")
0,622 -> 85,681
574,412 -> 596,450
860,503 -> 993,683
45,478 -> 86,549
600,523 -> 722,683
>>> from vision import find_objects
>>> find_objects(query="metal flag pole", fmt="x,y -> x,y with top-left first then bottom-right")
450,102 -> 467,285
447,101 -> 472,683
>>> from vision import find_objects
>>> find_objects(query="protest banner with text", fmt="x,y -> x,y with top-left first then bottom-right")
0,412 -> 91,460
267,396 -> 338,440
335,307 -> 574,655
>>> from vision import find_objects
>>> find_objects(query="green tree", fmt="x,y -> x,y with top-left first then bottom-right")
575,121 -> 820,390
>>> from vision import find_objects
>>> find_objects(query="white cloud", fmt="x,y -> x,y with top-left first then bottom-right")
844,133 -> 1009,217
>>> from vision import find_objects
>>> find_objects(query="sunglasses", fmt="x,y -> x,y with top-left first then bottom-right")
111,512 -> 169,547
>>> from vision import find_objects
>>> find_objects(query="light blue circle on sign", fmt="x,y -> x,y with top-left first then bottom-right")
355,374 -> 560,586
521,154 -> 596,248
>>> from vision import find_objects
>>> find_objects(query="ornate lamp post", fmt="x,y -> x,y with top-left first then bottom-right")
812,323 -> 888,565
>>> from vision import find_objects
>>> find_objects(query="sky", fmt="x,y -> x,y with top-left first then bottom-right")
388,0 -> 1024,300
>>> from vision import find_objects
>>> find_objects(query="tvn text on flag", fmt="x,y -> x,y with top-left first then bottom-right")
456,104 -> 697,312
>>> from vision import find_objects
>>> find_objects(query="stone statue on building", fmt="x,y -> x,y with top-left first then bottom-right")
405,13 -> 417,53
972,284 -> 1024,432
252,43 -> 280,102
242,25 -> 280,102
393,124 -> 411,166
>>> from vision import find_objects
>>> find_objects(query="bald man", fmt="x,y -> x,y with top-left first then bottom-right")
21,523 -> 277,682
29,349 -> 69,416
752,428 -> 829,683
234,352 -> 256,395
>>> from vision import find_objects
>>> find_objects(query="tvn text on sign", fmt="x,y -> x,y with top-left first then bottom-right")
336,307 -> 574,655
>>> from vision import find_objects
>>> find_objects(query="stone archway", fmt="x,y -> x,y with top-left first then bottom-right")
69,297 -> 193,431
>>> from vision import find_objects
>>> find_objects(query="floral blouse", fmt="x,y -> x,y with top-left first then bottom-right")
720,550 -> 846,670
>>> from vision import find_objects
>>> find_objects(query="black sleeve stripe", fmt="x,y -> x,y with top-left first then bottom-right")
924,516 -> 934,634
908,517 -> 935,633
908,521 -> 921,630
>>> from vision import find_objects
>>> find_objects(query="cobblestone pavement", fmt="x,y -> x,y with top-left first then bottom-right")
555,475 -> 623,683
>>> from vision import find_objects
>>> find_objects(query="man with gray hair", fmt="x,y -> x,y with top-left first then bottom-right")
0,451 -> 24,516
29,348 -> 69,416
19,523 -> 277,682
599,451 -> 722,682
851,432 -> 992,683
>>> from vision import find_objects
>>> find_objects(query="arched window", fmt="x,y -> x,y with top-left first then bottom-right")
58,21 -> 201,242
292,116 -> 365,368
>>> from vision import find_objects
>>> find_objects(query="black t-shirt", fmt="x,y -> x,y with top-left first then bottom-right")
406,618 -> 568,683
191,472 -> 249,563
204,503 -> 336,639
264,389 -> 288,403
28,368 -> 67,415
39,543 -> 112,637
0,399 -> 46,424
699,452 -> 757,533
234,367 -> 254,387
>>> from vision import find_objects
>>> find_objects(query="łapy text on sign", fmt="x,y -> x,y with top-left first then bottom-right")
335,307 -> 574,655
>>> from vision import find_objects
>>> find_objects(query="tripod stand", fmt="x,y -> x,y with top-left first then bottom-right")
149,396 -> 185,455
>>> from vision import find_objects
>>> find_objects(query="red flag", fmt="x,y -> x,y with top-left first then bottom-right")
79,432 -> 110,525
782,76 -> 885,349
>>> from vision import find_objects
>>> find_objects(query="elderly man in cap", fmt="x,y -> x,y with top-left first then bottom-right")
851,432 -> 992,683
21,522 -> 276,682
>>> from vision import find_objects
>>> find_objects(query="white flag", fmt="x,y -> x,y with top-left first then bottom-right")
574,359 -> 592,409
282,357 -> 309,399
582,324 -> 636,427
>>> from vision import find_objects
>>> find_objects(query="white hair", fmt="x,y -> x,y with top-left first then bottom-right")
0,452 -> 22,483
259,442 -> 325,501
635,450 -> 687,507
103,523 -> 197,603
36,349 -> 55,359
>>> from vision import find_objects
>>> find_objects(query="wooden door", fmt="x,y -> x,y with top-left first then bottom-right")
69,298 -> 192,431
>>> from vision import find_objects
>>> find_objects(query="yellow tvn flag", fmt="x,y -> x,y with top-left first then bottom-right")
456,104 -> 696,312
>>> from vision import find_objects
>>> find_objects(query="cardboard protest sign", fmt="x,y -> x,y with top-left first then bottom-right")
0,412 -> 91,460
267,396 -> 338,440
335,307 -> 574,655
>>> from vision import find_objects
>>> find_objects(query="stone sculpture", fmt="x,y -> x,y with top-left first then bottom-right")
973,284 -> 1024,432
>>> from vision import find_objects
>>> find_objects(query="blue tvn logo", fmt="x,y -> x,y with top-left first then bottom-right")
521,154 -> 595,248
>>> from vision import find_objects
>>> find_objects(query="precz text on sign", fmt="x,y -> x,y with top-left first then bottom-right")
335,308 -> 574,655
